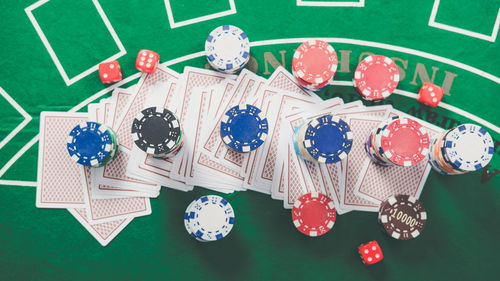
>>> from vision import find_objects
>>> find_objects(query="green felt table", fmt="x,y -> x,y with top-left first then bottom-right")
0,0 -> 499,280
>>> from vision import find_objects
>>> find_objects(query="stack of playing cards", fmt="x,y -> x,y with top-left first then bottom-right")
36,65 -> 443,246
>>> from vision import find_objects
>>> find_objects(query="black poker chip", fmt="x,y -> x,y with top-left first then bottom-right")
378,194 -> 427,240
131,107 -> 182,155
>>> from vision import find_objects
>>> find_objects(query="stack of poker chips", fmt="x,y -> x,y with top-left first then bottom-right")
67,121 -> 119,167
365,116 -> 430,167
428,124 -> 494,175
205,25 -> 250,74
353,55 -> 400,101
220,104 -> 268,152
378,194 -> 427,240
292,40 -> 338,91
184,195 -> 235,242
292,191 -> 337,237
131,107 -> 183,158
292,114 -> 353,164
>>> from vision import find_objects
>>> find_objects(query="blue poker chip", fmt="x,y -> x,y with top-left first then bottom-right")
66,121 -> 113,167
205,25 -> 250,73
441,124 -> 494,171
187,195 -> 235,241
220,104 -> 268,152
303,115 -> 353,163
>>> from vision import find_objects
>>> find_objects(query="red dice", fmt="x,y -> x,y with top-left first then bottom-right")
417,82 -> 443,107
136,50 -> 160,74
98,61 -> 122,84
358,240 -> 383,265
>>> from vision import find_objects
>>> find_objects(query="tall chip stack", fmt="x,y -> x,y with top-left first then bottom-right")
353,55 -> 399,101
292,40 -> 338,91
66,121 -> 119,167
427,124 -> 494,175
365,116 -> 429,167
131,107 -> 183,158
292,114 -> 353,163
205,25 -> 250,74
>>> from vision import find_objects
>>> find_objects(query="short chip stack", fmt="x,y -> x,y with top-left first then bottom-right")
205,25 -> 250,73
428,124 -> 494,175
292,192 -> 337,237
353,55 -> 399,101
131,107 -> 183,158
378,194 -> 427,240
292,114 -> 353,163
184,195 -> 235,242
292,40 -> 338,91
365,116 -> 429,167
67,121 -> 119,167
220,104 -> 268,152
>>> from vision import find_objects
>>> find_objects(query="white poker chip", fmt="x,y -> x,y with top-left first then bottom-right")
205,25 -> 250,73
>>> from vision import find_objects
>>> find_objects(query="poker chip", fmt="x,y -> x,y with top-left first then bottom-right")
353,55 -> 399,100
67,121 -> 117,167
365,117 -> 429,167
295,114 -> 353,163
427,124 -> 493,175
292,191 -> 337,237
364,133 -> 389,167
187,195 -> 235,241
378,194 -> 426,240
220,104 -> 268,152
184,200 -> 208,242
205,25 -> 250,73
441,124 -> 494,171
131,107 -> 182,157
378,117 -> 430,166
293,69 -> 333,91
292,121 -> 318,162
292,40 -> 338,84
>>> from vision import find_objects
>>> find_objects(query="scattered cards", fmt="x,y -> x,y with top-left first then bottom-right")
36,66 -> 441,246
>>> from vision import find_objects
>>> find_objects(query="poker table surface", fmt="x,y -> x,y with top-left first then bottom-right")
0,0 -> 499,280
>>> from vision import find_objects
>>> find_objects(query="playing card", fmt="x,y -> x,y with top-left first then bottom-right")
276,101 -> 375,211
353,109 -> 444,205
335,108 -> 391,212
169,67 -> 236,186
67,208 -> 132,247
190,74 -> 251,191
36,112 -> 88,209
248,87 -> 323,194
81,166 -> 151,225
270,98 -> 352,201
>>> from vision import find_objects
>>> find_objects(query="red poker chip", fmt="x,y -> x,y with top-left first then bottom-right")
292,191 -> 336,237
292,40 -> 338,84
294,72 -> 331,90
379,118 -> 430,166
353,55 -> 399,100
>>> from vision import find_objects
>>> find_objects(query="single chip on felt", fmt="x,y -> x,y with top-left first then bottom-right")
292,191 -> 336,237
378,194 -> 427,240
